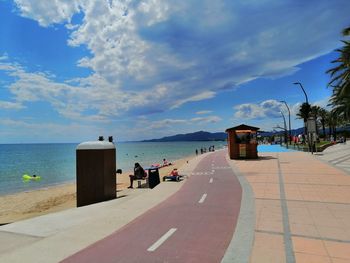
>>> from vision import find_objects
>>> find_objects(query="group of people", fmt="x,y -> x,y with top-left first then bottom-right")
128,158 -> 179,188
195,145 -> 215,155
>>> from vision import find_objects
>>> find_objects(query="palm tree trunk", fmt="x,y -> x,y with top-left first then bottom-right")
322,123 -> 326,138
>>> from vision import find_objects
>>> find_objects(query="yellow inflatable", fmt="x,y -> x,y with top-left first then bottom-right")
22,174 -> 41,181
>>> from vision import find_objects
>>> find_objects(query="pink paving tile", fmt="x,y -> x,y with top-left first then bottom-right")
250,248 -> 285,263
316,226 -> 350,241
289,223 -> 320,238
250,232 -> 285,263
331,258 -> 350,263
324,240 -> 350,260
288,213 -> 315,225
292,237 -> 328,256
294,253 -> 331,263
253,232 -> 285,250
257,219 -> 283,233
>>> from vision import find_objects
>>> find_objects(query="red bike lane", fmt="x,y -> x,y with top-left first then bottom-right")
62,150 -> 242,263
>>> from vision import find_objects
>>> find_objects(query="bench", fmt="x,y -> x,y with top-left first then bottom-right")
136,177 -> 148,188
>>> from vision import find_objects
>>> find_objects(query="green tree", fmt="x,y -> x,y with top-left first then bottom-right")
329,87 -> 350,121
296,102 -> 311,134
343,27 -> 350,36
327,26 -> 350,119
318,108 -> 328,138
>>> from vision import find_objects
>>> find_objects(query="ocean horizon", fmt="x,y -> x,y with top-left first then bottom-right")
0,141 -> 226,196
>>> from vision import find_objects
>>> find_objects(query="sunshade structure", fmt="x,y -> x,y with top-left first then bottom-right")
225,124 -> 259,159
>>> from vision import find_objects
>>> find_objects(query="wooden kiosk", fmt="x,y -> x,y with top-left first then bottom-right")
226,124 -> 259,159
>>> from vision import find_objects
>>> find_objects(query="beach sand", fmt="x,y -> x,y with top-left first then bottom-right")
0,156 -> 193,224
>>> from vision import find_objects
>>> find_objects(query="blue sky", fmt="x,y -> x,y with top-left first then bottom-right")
0,0 -> 349,143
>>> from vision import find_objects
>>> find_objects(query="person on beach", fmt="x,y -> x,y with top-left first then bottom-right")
163,168 -> 183,182
195,149 -> 198,155
162,158 -> 172,167
128,163 -> 146,189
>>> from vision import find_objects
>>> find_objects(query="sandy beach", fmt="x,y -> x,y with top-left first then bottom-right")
0,156 -> 193,225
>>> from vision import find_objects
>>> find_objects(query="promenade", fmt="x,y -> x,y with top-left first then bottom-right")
0,143 -> 349,262
228,142 -> 350,263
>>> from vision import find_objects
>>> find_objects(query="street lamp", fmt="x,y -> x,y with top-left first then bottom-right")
280,100 -> 291,142
293,82 -> 309,104
280,111 -> 288,148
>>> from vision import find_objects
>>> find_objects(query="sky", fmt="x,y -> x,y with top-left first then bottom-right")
0,0 -> 349,143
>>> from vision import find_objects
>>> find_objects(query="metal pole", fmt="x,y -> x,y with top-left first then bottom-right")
293,82 -> 309,104
280,100 -> 291,143
280,111 -> 288,148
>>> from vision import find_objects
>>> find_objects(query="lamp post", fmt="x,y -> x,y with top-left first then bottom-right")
280,111 -> 288,148
294,82 -> 314,153
293,82 -> 309,104
280,100 -> 291,143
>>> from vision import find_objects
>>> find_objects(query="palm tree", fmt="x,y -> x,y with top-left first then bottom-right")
327,27 -> 350,120
318,108 -> 328,138
343,27 -> 350,36
296,102 -> 311,134
327,41 -> 350,97
311,105 -> 321,119
329,84 -> 350,120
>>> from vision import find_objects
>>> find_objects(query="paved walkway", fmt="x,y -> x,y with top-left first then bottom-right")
0,144 -> 350,263
229,143 -> 350,263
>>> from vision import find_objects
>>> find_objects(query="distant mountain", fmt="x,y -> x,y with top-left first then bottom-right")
142,127 -> 308,142
259,127 -> 305,136
142,131 -> 227,142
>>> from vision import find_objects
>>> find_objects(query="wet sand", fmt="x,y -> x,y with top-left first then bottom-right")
0,157 -> 193,224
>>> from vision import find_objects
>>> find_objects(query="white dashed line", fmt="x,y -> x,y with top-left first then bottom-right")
209,178 -> 213,183
198,193 -> 207,203
147,228 -> 177,252
191,172 -> 213,175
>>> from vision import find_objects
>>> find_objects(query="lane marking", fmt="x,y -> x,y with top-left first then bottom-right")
209,178 -> 213,183
198,193 -> 207,203
147,228 -> 177,252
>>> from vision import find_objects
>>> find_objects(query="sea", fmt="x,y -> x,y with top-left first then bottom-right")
0,141 -> 226,196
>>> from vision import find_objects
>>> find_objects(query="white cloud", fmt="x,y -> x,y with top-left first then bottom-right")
196,110 -> 213,115
14,0 -> 82,27
191,116 -> 222,123
171,91 -> 216,109
234,100 -> 283,119
8,0 -> 350,122
0,100 -> 24,110
140,115 -> 222,130
0,118 -> 103,142
313,98 -> 331,109
148,118 -> 187,129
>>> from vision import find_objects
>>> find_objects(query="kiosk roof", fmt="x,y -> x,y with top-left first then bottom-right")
225,124 -> 260,132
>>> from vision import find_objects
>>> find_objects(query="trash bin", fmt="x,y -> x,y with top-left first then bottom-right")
76,140 -> 116,207
147,167 -> 160,189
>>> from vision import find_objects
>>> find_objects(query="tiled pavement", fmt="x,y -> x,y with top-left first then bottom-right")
228,147 -> 350,263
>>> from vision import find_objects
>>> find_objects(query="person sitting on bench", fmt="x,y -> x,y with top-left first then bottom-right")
163,168 -> 183,182
128,162 -> 146,188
